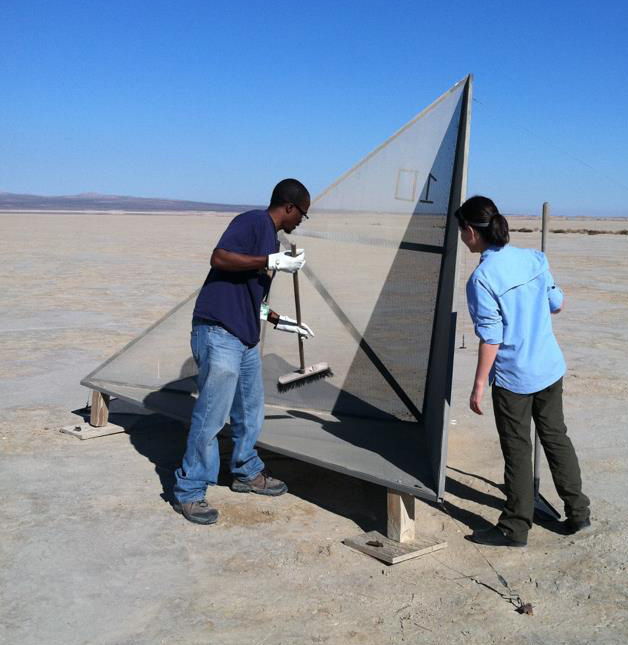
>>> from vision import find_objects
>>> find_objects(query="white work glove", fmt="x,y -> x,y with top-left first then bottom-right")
275,315 -> 314,339
267,249 -> 305,273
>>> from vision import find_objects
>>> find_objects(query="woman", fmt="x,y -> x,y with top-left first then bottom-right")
456,196 -> 590,547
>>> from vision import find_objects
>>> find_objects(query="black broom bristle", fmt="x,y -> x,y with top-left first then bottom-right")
276,367 -> 333,393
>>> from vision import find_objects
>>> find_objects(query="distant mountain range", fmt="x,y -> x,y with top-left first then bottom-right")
0,191 -> 259,212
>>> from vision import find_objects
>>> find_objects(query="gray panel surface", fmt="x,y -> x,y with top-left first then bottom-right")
82,379 -> 435,499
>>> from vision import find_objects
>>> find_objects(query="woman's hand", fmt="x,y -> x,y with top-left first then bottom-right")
470,341 -> 498,415
470,381 -> 485,415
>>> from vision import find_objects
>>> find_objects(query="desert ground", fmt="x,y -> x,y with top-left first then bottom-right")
1,211 -> 627,645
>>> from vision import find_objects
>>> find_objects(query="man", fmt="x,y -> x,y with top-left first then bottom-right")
173,178 -> 313,525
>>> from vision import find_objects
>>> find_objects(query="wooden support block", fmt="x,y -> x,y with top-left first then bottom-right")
343,530 -> 447,565
344,490 -> 447,565
60,422 -> 126,440
90,390 -> 110,427
387,489 -> 415,543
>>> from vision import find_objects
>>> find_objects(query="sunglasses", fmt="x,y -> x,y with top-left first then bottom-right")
291,203 -> 309,219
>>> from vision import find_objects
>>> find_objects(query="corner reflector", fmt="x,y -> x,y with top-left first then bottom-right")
82,75 -> 472,501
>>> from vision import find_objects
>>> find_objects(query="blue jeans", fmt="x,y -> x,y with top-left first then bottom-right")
173,321 -> 265,503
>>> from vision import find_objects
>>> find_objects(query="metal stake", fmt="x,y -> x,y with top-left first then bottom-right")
534,202 -> 561,522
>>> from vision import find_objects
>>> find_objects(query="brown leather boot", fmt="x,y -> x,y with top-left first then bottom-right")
231,470 -> 288,496
173,499 -> 219,525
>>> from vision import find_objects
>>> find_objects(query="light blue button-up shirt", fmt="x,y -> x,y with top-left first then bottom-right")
466,244 -> 565,394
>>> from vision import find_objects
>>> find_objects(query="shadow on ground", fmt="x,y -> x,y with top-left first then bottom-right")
443,465 -> 566,535
97,409 -> 389,535
73,402 -> 565,536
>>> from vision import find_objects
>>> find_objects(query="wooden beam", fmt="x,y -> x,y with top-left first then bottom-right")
387,489 -> 415,543
90,390 -> 110,427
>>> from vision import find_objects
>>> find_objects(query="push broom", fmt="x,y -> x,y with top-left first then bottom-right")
277,244 -> 332,392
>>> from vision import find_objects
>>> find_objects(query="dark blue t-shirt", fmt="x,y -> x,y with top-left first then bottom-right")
193,209 -> 278,346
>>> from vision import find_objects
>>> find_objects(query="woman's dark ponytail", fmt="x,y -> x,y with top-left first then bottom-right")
487,212 -> 509,246
455,195 -> 509,246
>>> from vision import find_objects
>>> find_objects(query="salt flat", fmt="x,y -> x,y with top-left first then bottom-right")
1,211 -> 627,645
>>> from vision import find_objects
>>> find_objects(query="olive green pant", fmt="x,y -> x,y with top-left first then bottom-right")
492,378 -> 590,542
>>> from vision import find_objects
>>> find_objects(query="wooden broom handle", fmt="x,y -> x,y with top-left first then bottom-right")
291,243 -> 305,373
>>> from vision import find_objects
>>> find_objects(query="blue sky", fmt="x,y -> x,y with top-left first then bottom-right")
2,1 -> 627,216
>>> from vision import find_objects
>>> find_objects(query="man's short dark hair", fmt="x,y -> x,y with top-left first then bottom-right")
269,178 -> 310,208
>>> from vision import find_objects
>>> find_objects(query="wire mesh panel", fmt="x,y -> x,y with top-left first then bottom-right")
264,82 -> 464,421
82,76 -> 472,501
